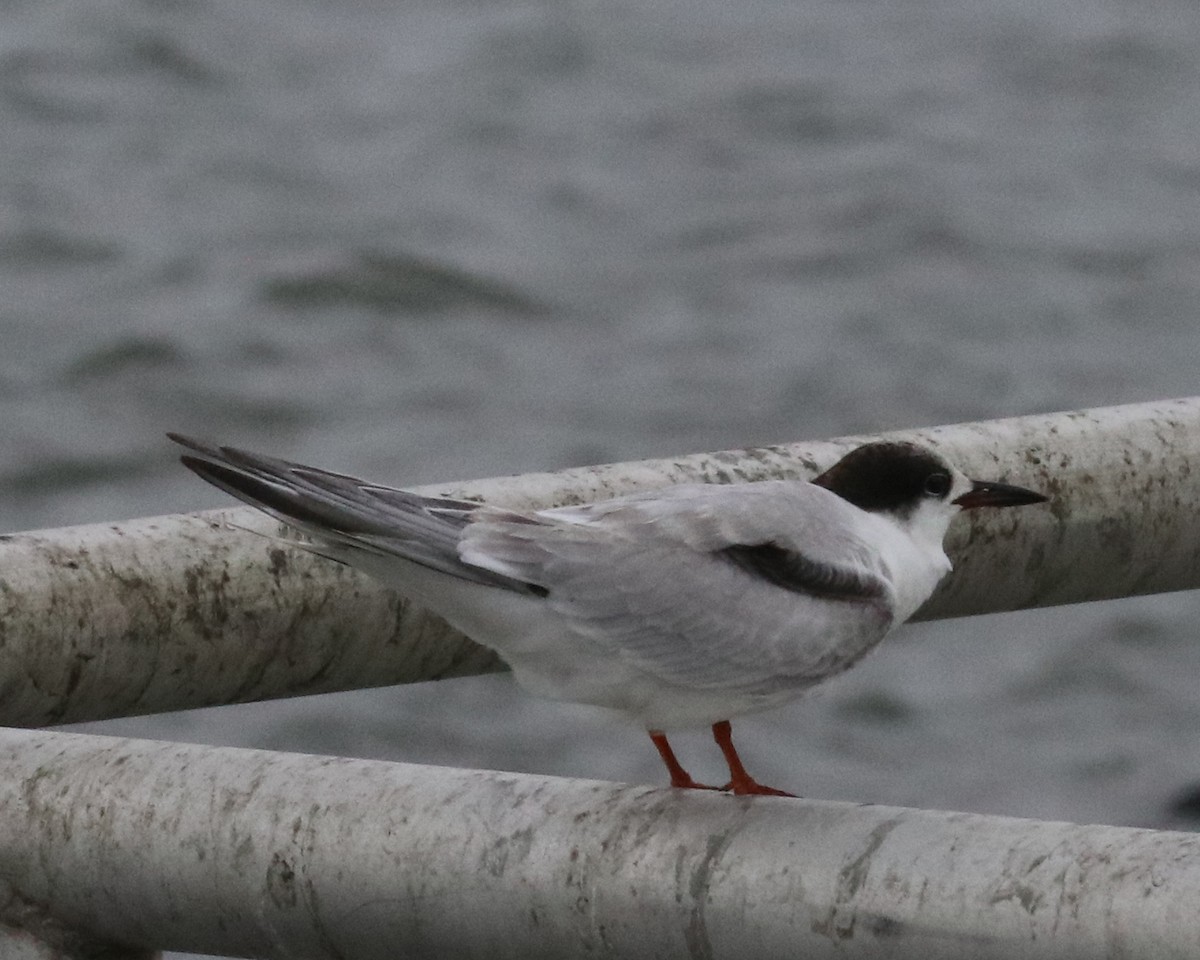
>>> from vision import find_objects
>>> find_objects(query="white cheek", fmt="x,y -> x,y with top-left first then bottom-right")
908,500 -> 958,549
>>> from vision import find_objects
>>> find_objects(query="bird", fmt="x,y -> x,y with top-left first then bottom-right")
169,434 -> 1047,797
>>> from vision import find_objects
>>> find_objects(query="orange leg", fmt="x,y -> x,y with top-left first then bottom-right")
648,730 -> 721,791
711,720 -> 796,797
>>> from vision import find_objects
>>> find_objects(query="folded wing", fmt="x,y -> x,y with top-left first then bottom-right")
462,482 -> 897,694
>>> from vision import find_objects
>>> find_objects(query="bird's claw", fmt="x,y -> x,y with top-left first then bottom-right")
721,778 -> 797,798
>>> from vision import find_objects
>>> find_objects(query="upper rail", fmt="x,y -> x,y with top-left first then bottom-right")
1,396 -> 1197,726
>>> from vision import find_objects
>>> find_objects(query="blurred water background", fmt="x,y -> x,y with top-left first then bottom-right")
4,0 -> 1200,955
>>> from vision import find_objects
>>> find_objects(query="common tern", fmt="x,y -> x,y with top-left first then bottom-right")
170,435 -> 1047,796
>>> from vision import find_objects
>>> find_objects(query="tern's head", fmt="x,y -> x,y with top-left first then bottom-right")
812,440 -> 1047,542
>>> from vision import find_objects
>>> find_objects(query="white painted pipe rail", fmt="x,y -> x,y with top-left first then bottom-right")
1,396 -> 1199,727
3,400 -> 1200,958
2,728 -> 1199,960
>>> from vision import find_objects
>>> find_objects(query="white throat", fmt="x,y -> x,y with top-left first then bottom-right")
902,498 -> 958,555
876,499 -> 957,622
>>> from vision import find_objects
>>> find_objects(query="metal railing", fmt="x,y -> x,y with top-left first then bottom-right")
4,728 -> 1200,960
2,396 -> 1199,957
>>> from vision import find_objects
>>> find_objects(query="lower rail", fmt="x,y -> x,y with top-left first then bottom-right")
1,728 -> 1196,959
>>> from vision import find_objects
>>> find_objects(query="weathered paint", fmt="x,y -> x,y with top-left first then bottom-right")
1,396 -> 1198,726
0,878 -> 157,959
0,512 -> 503,727
1,728 -> 1198,959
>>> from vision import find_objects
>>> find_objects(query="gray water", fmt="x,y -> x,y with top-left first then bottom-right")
5,0 -> 1200,955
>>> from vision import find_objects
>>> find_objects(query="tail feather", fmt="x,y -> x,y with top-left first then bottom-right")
170,434 -> 544,596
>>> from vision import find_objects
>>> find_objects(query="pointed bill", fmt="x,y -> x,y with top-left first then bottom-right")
953,479 -> 1048,509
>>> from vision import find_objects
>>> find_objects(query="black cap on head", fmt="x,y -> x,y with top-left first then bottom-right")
811,441 -> 954,515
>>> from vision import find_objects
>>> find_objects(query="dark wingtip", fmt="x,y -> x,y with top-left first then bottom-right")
167,432 -> 221,459
178,453 -> 215,476
169,434 -> 273,474
177,453 -> 335,528
177,454 -> 244,491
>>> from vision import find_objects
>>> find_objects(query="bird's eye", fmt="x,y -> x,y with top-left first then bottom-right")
924,472 -> 952,498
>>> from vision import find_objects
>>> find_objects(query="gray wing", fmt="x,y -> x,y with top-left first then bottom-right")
169,434 -> 546,596
460,482 -> 898,693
